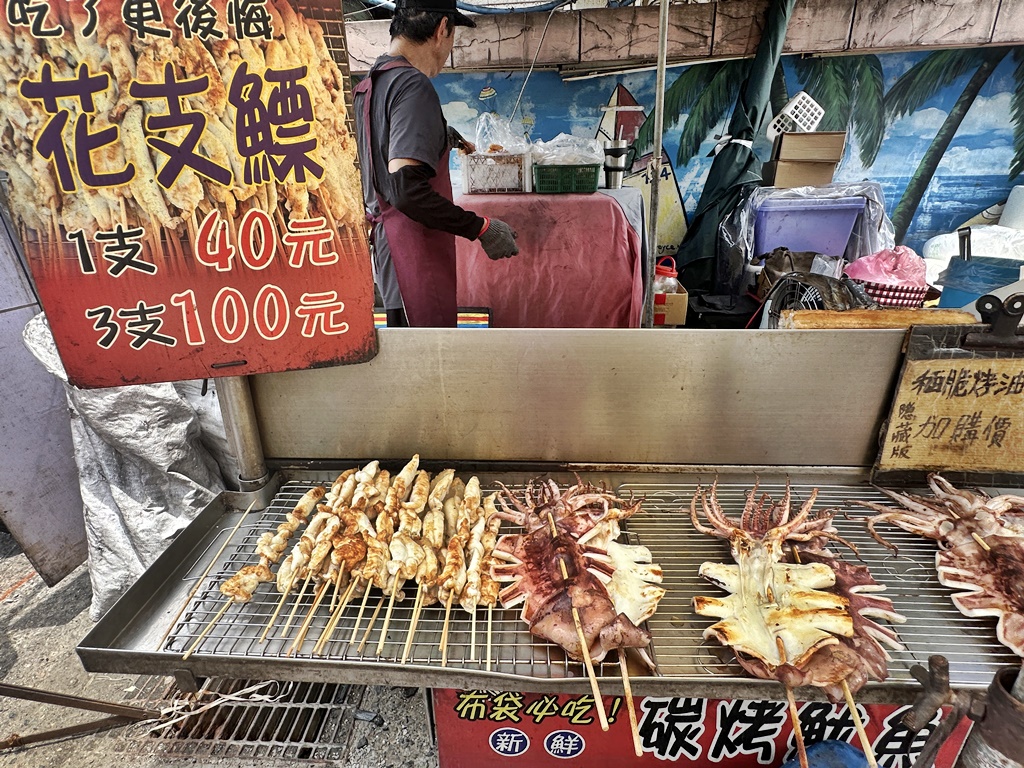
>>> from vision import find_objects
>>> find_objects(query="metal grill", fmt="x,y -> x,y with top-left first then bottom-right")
82,472 -> 1020,702
166,480 -> 627,683
620,478 -> 1019,692
109,676 -> 361,761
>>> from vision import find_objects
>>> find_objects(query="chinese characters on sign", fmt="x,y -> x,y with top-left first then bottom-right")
4,0 -> 375,387
881,359 -> 1024,473
438,691 -> 956,767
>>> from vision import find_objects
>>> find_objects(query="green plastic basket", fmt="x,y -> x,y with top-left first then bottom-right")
532,164 -> 601,194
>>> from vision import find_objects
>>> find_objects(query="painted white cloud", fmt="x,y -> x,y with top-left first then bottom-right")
936,144 -> 1015,175
885,93 -> 1013,142
889,107 -> 947,138
957,92 -> 1014,138
442,100 -> 480,126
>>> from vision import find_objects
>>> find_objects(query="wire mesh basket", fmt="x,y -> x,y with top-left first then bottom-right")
766,91 -> 825,142
855,280 -> 928,308
461,152 -> 530,194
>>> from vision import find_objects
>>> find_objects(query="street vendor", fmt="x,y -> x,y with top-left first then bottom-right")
354,0 -> 519,328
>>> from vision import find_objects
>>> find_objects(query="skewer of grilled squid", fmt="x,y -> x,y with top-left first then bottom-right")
402,469 -> 454,664
329,464 -> 379,611
439,477 -> 477,665
288,503 -> 368,655
280,472 -> 358,639
544,511 -> 609,731
313,469 -> 380,652
352,456 -> 417,646
219,488 -> 325,608
477,496 -> 503,670
346,471 -> 393,646
260,472 -> 353,642
377,468 -> 430,656
460,492 -> 492,661
362,456 -> 419,647
282,501 -> 345,643
193,486 -> 325,658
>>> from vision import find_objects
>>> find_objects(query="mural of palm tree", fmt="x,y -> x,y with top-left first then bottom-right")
634,60 -> 789,166
793,55 -> 886,168
884,47 -> 1020,244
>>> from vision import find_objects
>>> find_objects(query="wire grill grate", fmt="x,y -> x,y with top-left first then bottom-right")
620,478 -> 1019,691
108,676 -> 361,761
151,474 -> 1018,698
165,480 -> 628,683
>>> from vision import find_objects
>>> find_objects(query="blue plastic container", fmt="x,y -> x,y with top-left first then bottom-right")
780,740 -> 869,768
937,256 -> 1024,308
754,197 -> 866,258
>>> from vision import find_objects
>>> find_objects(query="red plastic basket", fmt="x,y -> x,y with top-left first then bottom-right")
857,280 -> 928,308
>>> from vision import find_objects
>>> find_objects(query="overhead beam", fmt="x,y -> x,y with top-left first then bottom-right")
346,0 -> 1022,75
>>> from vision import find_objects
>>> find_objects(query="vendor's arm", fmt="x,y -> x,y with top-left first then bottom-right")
386,156 -> 485,240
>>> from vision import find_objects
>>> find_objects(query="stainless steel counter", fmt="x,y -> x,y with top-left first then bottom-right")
78,467 -> 1017,704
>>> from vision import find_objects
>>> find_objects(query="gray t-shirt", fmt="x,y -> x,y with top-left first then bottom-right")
356,55 -> 448,220
355,55 -> 448,311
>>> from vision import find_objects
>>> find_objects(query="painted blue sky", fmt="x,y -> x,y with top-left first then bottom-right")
435,48 -> 1024,252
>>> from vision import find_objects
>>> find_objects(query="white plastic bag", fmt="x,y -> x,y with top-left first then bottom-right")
531,133 -> 603,165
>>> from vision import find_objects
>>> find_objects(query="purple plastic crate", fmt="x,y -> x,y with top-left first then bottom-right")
753,196 -> 866,258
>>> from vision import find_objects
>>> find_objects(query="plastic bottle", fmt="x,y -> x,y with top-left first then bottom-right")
653,257 -> 680,294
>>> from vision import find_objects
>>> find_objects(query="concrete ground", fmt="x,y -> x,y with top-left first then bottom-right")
0,524 -> 436,768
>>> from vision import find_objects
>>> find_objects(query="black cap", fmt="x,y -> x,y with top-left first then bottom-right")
394,0 -> 476,27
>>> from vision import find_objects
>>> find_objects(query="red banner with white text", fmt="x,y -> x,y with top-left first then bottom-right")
4,0 -> 376,387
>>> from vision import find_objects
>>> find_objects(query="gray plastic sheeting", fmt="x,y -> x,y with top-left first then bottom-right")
22,312 -> 237,619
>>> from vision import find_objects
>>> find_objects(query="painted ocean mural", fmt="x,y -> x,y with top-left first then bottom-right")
435,47 -> 1024,255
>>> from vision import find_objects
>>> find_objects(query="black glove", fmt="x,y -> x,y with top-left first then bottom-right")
478,218 -> 519,260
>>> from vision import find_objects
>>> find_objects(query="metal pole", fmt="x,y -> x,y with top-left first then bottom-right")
643,0 -> 671,327
216,375 -> 269,492
953,666 -> 1024,768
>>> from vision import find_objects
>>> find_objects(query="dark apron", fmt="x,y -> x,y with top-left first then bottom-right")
354,60 -> 458,328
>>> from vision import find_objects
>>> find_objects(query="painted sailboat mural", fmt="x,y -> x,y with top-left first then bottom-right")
596,84 -> 687,256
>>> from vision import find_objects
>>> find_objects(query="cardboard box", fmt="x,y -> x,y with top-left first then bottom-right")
763,160 -> 837,188
653,289 -> 688,326
771,131 -> 847,162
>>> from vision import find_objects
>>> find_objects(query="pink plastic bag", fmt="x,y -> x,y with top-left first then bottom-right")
844,245 -> 928,287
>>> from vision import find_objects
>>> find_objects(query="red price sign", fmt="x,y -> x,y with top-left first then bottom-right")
5,0 -> 376,388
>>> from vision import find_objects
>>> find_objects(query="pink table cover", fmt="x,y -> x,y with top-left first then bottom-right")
455,193 -> 643,327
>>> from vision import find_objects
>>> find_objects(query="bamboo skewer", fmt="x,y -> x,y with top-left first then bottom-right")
470,611 -> 477,662
330,562 -> 346,612
793,544 -> 875,766
315,576 -> 360,655
260,573 -> 298,643
440,592 -> 455,667
289,581 -> 330,656
565,564 -> 608,731
158,500 -> 257,650
376,581 -> 401,657
357,596 -> 385,654
775,639 -> 808,767
281,572 -> 313,638
842,679 -> 878,768
785,685 -> 809,768
546,512 -> 608,732
401,583 -> 424,664
619,652 -> 643,757
349,580 -> 374,646
486,604 -> 494,671
182,599 -> 232,661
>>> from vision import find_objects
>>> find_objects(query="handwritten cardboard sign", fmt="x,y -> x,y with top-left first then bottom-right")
874,325 -> 1024,486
